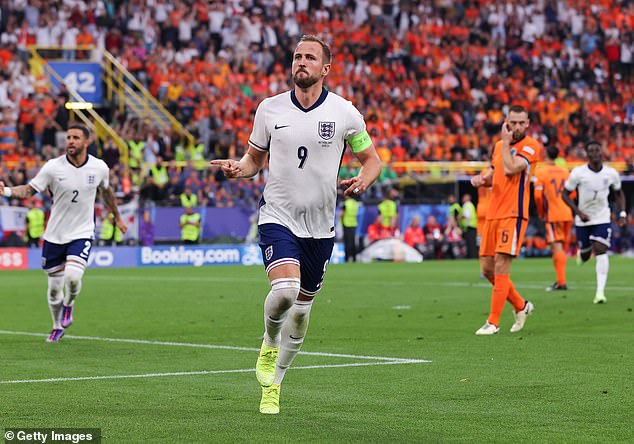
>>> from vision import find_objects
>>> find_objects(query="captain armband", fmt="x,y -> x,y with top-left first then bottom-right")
348,130 -> 372,153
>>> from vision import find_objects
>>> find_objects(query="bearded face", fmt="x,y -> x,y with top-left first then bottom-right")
291,41 -> 330,90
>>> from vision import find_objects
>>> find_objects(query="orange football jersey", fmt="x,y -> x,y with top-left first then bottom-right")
487,136 -> 541,220
534,164 -> 573,222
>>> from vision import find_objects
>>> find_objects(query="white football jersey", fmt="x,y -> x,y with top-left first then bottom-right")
564,164 -> 621,226
249,89 -> 367,238
29,154 -> 110,244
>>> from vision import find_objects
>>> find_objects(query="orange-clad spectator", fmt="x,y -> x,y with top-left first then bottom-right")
76,26 -> 95,59
0,111 -> 18,155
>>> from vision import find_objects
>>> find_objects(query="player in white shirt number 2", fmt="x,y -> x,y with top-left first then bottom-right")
212,35 -> 382,415
0,124 -> 127,342
562,141 -> 626,304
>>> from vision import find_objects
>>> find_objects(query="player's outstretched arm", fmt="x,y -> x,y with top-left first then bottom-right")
471,167 -> 493,188
0,182 -> 37,199
101,186 -> 127,234
210,147 -> 267,179
340,143 -> 382,197
562,188 -> 590,222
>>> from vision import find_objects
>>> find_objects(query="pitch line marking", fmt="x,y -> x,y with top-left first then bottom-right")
0,359 -> 429,385
0,330 -> 431,363
86,275 -> 633,291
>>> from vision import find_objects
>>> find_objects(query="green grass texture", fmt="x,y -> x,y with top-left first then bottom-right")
1,257 -> 633,443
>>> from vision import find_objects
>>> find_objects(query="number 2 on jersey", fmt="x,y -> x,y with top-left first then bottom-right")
71,190 -> 79,203
297,146 -> 308,169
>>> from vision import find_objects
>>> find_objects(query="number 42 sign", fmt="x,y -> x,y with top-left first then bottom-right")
48,62 -> 103,104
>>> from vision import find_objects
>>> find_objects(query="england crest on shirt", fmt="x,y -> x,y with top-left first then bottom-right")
318,121 -> 335,140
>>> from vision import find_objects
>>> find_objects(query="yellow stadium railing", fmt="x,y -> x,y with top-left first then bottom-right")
101,50 -> 194,147
29,47 -> 129,164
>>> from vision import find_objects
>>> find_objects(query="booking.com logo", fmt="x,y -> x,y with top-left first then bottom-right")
140,246 -> 242,267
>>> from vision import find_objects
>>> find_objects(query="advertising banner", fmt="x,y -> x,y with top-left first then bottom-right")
9,243 -> 346,270
0,248 -> 28,270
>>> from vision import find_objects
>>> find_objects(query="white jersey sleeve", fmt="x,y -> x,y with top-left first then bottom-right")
609,167 -> 622,191
29,160 -> 54,194
343,101 -> 366,140
248,99 -> 271,152
563,167 -> 579,193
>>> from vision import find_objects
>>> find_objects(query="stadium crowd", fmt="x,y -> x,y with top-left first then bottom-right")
0,0 -> 633,250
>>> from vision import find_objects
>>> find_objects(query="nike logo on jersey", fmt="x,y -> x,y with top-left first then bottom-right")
274,124 -> 290,130
57,177 -> 65,181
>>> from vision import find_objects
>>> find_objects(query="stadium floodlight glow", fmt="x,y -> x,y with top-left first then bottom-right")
65,102 -> 94,110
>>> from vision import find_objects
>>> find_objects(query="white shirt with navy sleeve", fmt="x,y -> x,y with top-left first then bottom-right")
249,88 -> 367,238
564,164 -> 621,226
29,154 -> 110,244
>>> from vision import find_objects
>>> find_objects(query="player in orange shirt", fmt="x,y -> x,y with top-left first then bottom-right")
470,105 -> 540,335
533,146 -> 573,291
476,176 -> 492,237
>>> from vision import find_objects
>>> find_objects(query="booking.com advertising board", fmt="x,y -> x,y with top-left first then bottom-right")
0,244 -> 346,270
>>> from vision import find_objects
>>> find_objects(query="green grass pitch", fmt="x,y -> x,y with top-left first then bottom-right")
1,257 -> 633,442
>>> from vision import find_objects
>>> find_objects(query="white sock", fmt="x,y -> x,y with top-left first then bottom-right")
263,278 -> 300,347
63,262 -> 85,306
47,273 -> 65,329
274,299 -> 313,385
595,253 -> 609,293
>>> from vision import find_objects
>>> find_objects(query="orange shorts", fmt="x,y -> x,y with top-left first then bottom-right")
477,217 -> 486,236
479,218 -> 528,257
545,221 -> 572,244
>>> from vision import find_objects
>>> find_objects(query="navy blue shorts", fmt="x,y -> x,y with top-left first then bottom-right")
575,223 -> 612,250
258,223 -> 334,296
42,239 -> 93,273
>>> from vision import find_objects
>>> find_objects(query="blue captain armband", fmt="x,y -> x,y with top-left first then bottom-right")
347,130 -> 372,153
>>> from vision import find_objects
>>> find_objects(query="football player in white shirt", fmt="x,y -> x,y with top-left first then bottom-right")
212,35 -> 382,414
0,124 -> 127,342
562,141 -> 626,304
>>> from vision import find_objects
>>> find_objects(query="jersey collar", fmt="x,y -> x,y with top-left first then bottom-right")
66,154 -> 89,168
588,163 -> 603,173
290,87 -> 328,113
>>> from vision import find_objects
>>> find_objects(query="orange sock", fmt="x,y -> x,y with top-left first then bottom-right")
507,280 -> 525,312
488,274 -> 510,326
553,251 -> 567,285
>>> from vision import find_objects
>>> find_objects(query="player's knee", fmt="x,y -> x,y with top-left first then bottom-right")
64,264 -> 85,291
270,278 -> 301,310
47,273 -> 64,301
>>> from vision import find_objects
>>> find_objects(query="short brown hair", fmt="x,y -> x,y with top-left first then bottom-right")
508,104 -> 528,115
297,34 -> 331,64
